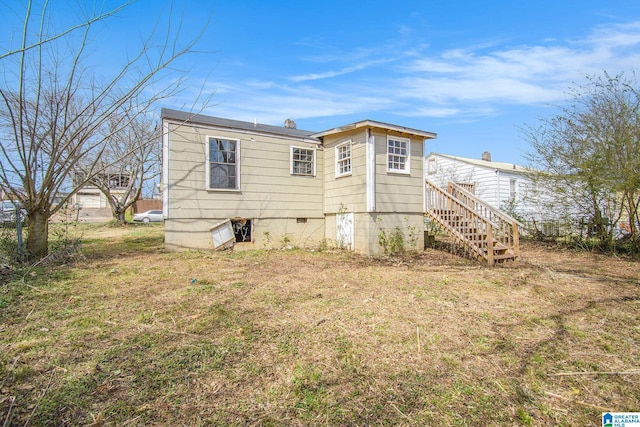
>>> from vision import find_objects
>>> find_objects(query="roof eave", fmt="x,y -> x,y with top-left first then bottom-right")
311,119 -> 437,140
427,152 -> 530,172
161,108 -> 321,143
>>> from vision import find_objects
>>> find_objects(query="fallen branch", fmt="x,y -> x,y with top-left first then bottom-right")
549,369 -> 640,377
2,396 -> 15,427
388,401 -> 411,420
24,368 -> 59,426
164,329 -> 202,338
544,391 -> 609,412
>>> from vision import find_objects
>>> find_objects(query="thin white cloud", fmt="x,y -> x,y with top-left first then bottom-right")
401,107 -> 462,118
191,81 -> 395,125
290,58 -> 394,82
397,75 -> 566,105
587,21 -> 640,48
399,21 -> 640,107
397,104 -> 498,120
298,47 -> 377,64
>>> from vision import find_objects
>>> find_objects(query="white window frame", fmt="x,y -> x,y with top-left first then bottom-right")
290,146 -> 316,176
387,136 -> 410,174
206,136 -> 241,191
335,140 -> 352,178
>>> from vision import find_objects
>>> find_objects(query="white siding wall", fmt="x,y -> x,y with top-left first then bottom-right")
426,155 -> 502,206
425,154 -> 544,220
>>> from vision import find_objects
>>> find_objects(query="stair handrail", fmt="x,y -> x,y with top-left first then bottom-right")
425,178 -> 520,263
447,181 -> 524,228
425,180 -> 493,261
425,180 -> 499,228
446,181 -> 520,259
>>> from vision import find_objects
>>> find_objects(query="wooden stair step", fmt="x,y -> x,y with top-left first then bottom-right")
493,242 -> 509,254
493,253 -> 517,261
425,179 -> 519,266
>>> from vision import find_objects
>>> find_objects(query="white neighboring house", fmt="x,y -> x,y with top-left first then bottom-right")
424,152 -> 541,222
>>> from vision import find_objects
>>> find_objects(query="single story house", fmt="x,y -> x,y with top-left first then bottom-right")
161,108 -> 437,255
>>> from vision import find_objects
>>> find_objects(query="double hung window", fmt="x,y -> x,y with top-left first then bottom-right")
510,178 -> 517,200
335,141 -> 352,177
291,147 -> 315,176
426,158 -> 437,175
387,137 -> 410,174
208,137 -> 239,190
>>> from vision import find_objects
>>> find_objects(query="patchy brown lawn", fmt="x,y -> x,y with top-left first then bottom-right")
1,224 -> 638,426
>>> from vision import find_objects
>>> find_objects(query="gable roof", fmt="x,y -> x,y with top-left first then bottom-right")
427,152 -> 530,174
311,119 -> 437,140
161,108 -> 321,143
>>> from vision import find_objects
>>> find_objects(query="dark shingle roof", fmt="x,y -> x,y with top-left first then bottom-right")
161,108 -> 319,141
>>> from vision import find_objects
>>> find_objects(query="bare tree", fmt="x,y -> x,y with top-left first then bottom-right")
523,72 -> 640,250
0,0 -> 208,258
75,110 -> 161,224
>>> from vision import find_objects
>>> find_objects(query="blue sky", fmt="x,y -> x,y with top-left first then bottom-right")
3,1 -> 640,165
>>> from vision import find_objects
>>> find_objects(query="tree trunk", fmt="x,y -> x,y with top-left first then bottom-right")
112,206 -> 127,225
627,193 -> 639,238
27,209 -> 49,259
593,210 -> 610,245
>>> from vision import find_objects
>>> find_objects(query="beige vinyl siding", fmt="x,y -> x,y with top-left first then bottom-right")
354,213 -> 376,255
164,113 -> 435,253
323,128 -> 427,255
324,214 -> 337,246
374,130 -> 425,213
328,212 -> 424,256
322,130 -> 368,214
166,122 -> 324,220
325,212 -> 374,254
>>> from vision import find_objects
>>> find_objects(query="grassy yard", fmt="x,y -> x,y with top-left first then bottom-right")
1,223 -> 638,426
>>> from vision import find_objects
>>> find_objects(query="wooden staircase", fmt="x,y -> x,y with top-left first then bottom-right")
424,180 -> 520,265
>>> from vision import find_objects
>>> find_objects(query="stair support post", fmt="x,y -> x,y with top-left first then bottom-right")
512,219 -> 520,258
425,178 -> 519,265
486,222 -> 495,266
